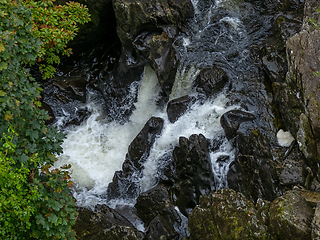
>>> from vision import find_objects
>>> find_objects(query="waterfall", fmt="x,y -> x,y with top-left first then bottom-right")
54,66 -> 162,206
53,0 -> 273,210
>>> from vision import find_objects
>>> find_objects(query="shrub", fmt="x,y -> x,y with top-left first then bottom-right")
0,0 -> 90,238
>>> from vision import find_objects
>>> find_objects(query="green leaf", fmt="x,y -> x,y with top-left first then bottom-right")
48,213 -> 58,225
19,154 -> 29,163
35,214 -> 45,225
0,61 -> 7,70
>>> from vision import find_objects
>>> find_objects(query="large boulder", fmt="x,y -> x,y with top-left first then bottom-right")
135,185 -> 184,239
193,67 -> 229,97
269,190 -> 314,240
220,110 -> 256,141
107,117 -> 164,200
160,134 -> 215,216
188,188 -> 269,240
166,95 -> 196,123
74,204 -> 143,240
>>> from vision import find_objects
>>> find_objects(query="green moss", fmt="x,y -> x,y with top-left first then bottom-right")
276,16 -> 285,26
252,128 -> 260,136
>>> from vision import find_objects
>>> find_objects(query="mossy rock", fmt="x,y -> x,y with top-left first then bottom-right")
269,190 -> 314,240
188,189 -> 270,240
73,205 -> 141,240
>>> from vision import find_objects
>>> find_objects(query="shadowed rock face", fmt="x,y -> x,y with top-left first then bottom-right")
112,0 -> 194,95
271,0 -> 320,178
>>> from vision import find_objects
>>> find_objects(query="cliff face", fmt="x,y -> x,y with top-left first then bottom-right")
283,0 -> 320,176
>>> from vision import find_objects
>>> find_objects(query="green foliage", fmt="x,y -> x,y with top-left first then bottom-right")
23,0 -> 91,79
0,0 -> 87,239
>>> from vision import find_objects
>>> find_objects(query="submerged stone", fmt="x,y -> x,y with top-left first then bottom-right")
166,95 -> 196,123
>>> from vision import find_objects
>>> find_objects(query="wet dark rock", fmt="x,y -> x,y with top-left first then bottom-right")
236,125 -> 271,158
97,66 -> 144,123
43,76 -> 88,103
220,110 -> 256,140
228,126 -> 279,202
279,159 -> 305,187
160,134 -> 215,216
262,6 -> 303,83
74,204 -> 143,240
166,95 -> 196,123
262,52 -> 287,83
188,188 -> 269,240
107,117 -> 164,200
112,0 -> 193,46
134,28 -> 179,95
228,154 -> 279,203
273,82 -> 304,138
144,215 -> 179,240
264,0 -> 299,14
147,31 -> 177,95
262,36 -> 287,83
112,0 -> 193,94
193,67 -> 229,97
135,185 -> 173,225
40,76 -> 92,128
269,190 -> 314,240
135,185 -> 183,240
65,108 -> 91,127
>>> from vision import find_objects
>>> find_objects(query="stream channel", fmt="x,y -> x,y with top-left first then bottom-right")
44,0 -> 282,234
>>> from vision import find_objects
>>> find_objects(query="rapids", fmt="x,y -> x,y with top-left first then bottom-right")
53,0 -> 276,210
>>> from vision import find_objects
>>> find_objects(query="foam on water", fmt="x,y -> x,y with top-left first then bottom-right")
277,129 -> 295,147
141,93 -> 238,191
54,66 -> 161,206
54,0 -> 253,209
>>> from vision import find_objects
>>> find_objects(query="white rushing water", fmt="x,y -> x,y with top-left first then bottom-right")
54,66 -> 162,206
54,65 -> 237,207
53,0 -> 252,208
